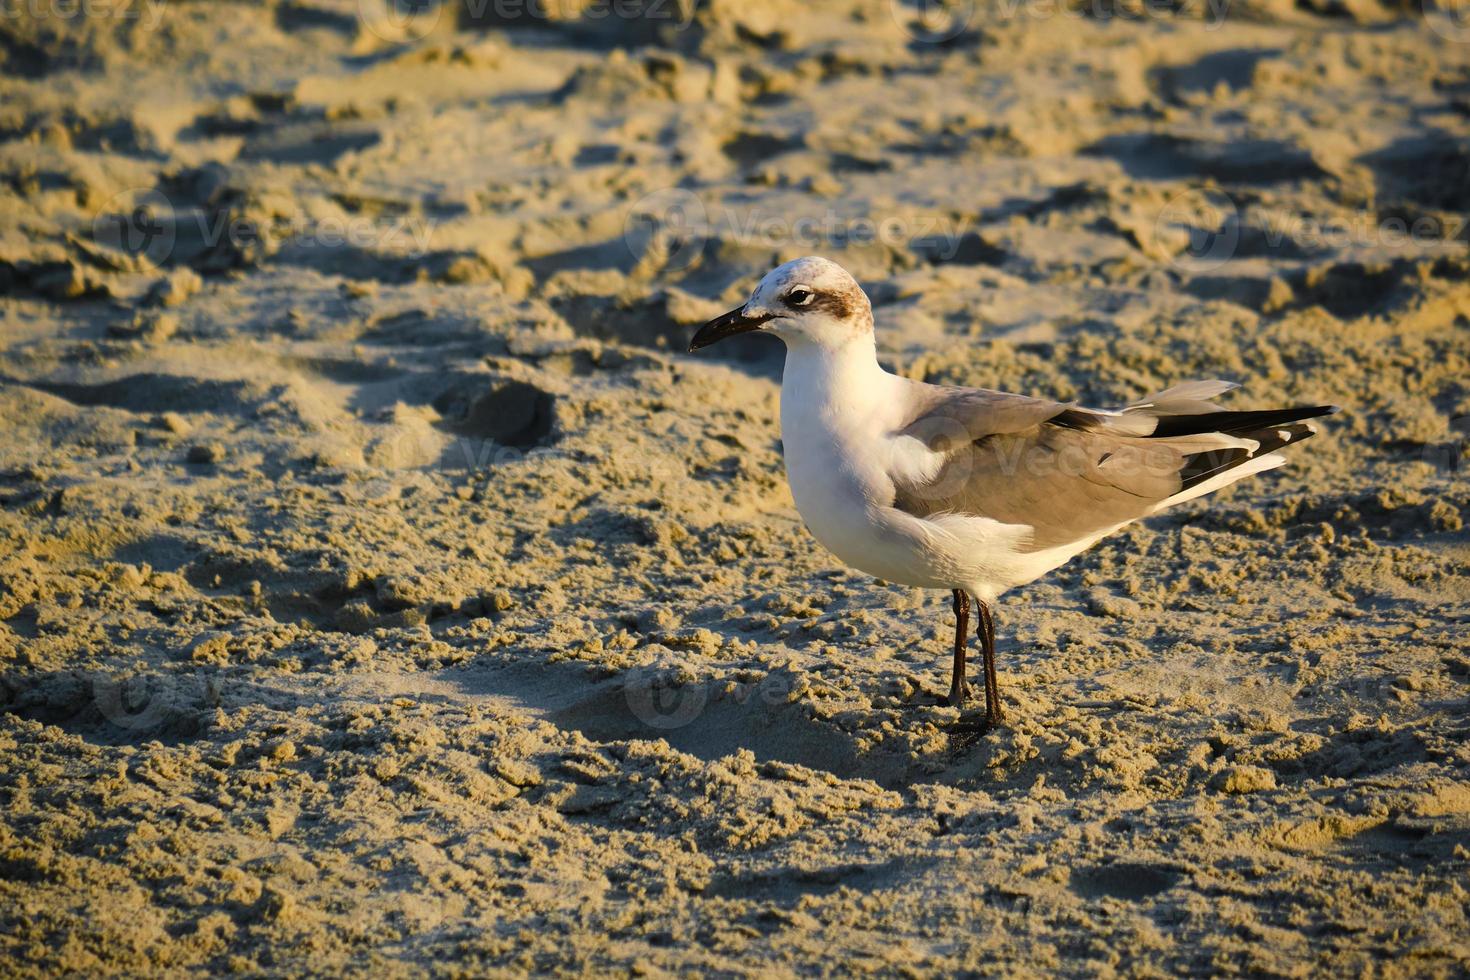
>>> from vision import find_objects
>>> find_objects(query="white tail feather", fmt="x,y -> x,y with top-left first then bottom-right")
1149,452 -> 1286,514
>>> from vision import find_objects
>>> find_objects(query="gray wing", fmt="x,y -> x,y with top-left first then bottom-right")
890,381 -> 1327,551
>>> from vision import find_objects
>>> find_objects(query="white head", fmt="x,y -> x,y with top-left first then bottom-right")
688,256 -> 873,353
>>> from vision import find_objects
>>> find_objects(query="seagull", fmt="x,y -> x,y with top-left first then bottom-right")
689,256 -> 1338,732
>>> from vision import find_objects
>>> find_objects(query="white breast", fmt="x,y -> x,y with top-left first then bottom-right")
778,347 -> 942,586
776,343 -> 1071,599
781,409 -> 876,560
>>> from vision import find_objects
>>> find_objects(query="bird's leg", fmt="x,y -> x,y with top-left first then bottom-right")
975,600 -> 1005,729
947,589 -> 971,707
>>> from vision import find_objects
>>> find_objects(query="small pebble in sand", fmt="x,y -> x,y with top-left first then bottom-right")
186,443 -> 225,464
1213,766 -> 1279,794
158,412 -> 192,436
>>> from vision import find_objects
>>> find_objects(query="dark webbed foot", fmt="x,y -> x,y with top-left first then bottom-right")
948,713 -> 1000,742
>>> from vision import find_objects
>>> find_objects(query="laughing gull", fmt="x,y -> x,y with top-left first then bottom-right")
689,256 -> 1338,732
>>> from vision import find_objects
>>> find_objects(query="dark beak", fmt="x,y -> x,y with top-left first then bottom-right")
688,307 -> 774,352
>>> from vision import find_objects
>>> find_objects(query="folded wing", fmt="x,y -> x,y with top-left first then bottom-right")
891,380 -> 1336,551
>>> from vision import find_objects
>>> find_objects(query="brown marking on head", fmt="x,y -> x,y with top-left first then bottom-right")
800,288 -> 856,321
739,256 -> 876,349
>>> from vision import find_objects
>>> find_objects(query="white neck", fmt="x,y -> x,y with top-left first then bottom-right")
779,332 -> 894,433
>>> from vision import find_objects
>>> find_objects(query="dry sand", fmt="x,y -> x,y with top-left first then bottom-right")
2,0 -> 1469,974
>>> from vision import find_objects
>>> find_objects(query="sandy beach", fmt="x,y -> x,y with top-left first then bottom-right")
2,0 -> 1469,973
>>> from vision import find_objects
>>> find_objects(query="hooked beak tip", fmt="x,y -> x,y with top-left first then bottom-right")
688,306 -> 773,353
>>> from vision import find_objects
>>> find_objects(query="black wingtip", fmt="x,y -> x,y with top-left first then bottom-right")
1179,420 -> 1323,491
1290,404 -> 1341,421
1153,405 -> 1341,438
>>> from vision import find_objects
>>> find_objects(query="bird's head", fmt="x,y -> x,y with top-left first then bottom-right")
688,256 -> 873,353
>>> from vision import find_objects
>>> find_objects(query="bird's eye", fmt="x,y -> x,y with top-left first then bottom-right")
786,288 -> 814,307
